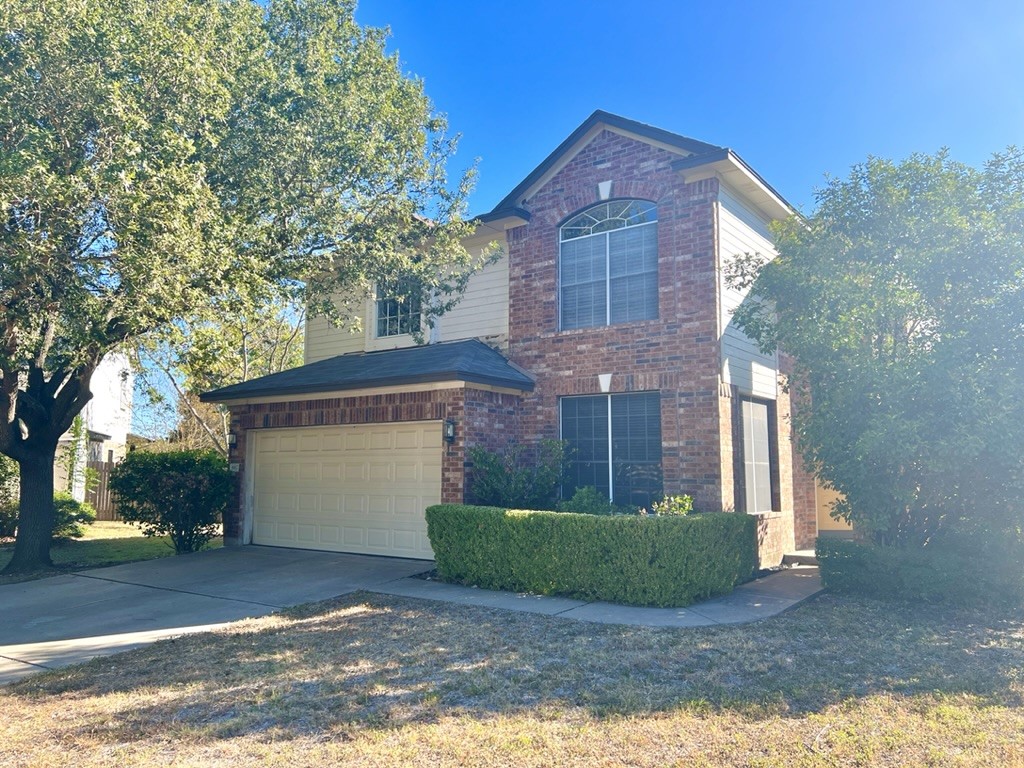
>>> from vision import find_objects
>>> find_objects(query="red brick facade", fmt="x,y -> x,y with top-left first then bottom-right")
220,126 -> 817,564
505,130 -> 728,511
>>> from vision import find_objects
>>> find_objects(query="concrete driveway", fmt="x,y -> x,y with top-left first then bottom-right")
0,546 -> 430,685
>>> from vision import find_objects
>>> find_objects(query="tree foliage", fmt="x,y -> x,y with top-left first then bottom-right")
731,149 -> 1024,547
136,292 -> 305,454
0,0 -> 481,571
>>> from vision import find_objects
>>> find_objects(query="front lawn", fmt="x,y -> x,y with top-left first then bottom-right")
0,590 -> 1020,766
0,522 -> 222,584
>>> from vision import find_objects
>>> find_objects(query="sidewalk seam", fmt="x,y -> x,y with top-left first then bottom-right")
70,572 -> 287,610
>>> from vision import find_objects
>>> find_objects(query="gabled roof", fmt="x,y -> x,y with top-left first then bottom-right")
478,110 -> 795,223
481,111 -> 725,221
200,339 -> 535,403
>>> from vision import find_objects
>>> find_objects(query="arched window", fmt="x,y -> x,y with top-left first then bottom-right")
559,200 -> 658,330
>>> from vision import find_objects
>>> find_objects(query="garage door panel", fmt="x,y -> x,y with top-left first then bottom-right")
344,432 -> 368,451
393,429 -> 421,449
368,462 -> 392,481
343,527 -> 364,545
252,422 -> 440,559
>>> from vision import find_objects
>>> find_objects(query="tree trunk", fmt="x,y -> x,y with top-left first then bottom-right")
3,448 -> 58,573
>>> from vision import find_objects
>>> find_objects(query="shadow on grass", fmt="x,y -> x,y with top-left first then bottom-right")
10,590 -> 1024,743
0,536 -> 222,584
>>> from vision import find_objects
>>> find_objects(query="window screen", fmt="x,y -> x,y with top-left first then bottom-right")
559,201 -> 657,330
561,392 -> 662,508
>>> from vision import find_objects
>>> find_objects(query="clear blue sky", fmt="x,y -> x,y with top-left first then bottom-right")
355,0 -> 1024,214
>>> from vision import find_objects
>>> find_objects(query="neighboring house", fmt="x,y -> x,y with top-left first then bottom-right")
54,352 -> 134,502
203,111 -> 824,566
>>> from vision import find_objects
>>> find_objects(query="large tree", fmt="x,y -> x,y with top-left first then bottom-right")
0,0 -> 482,572
731,150 -> 1024,547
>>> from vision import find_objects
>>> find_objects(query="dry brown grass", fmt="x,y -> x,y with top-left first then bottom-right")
1,591 -> 1022,766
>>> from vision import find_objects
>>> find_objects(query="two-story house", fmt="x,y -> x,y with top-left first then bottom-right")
204,112 -> 820,567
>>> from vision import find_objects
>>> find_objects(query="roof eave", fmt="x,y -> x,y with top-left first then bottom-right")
201,371 -> 534,404
671,150 -> 795,220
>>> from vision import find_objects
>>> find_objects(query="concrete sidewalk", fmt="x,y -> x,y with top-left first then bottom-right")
0,547 -> 822,686
371,566 -> 823,627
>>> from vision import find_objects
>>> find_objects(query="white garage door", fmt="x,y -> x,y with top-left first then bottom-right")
250,422 -> 442,559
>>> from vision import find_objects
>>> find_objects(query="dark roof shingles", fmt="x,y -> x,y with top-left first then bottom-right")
201,339 -> 534,402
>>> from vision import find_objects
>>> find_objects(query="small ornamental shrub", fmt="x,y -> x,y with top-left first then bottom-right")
0,493 -> 95,540
0,454 -> 18,536
426,504 -> 757,607
0,500 -> 18,538
556,486 -> 637,516
649,494 -> 694,516
468,439 -> 567,509
52,492 -> 96,540
557,486 -> 614,515
110,450 -> 232,554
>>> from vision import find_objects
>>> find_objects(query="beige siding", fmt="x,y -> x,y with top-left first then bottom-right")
718,185 -> 779,400
303,239 -> 509,364
434,248 -> 508,345
815,482 -> 853,532
304,311 -> 365,364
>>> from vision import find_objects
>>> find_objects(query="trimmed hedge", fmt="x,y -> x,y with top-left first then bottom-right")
425,504 -> 757,607
817,537 -> 1024,607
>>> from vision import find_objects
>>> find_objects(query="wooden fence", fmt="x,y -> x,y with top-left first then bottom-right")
86,460 -> 119,520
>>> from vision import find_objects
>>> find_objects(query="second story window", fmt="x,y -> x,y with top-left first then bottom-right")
559,200 -> 658,330
376,278 -> 422,338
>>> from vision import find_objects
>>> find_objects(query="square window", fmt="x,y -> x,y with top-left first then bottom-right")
376,278 -> 421,338
561,392 -> 662,508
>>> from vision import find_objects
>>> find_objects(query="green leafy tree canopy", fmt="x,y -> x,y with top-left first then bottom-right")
0,0 -> 483,572
730,149 -> 1024,547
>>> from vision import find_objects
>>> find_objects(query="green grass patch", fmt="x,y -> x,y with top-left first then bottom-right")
0,521 -> 222,584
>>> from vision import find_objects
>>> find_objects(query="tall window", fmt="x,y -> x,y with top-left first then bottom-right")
560,392 -> 663,508
376,278 -> 421,337
559,200 -> 658,330
737,397 -> 780,513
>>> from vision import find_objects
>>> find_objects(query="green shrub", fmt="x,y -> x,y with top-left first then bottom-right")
467,439 -> 567,509
52,492 -> 96,540
557,486 -> 612,515
650,494 -> 694,516
0,499 -> 18,538
426,504 -> 757,607
110,450 -> 232,554
816,537 -> 1024,606
0,493 -> 96,540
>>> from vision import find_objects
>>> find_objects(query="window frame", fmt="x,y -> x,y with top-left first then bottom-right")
559,391 -> 663,508
374,278 -> 423,339
732,395 -> 781,514
558,199 -> 659,331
